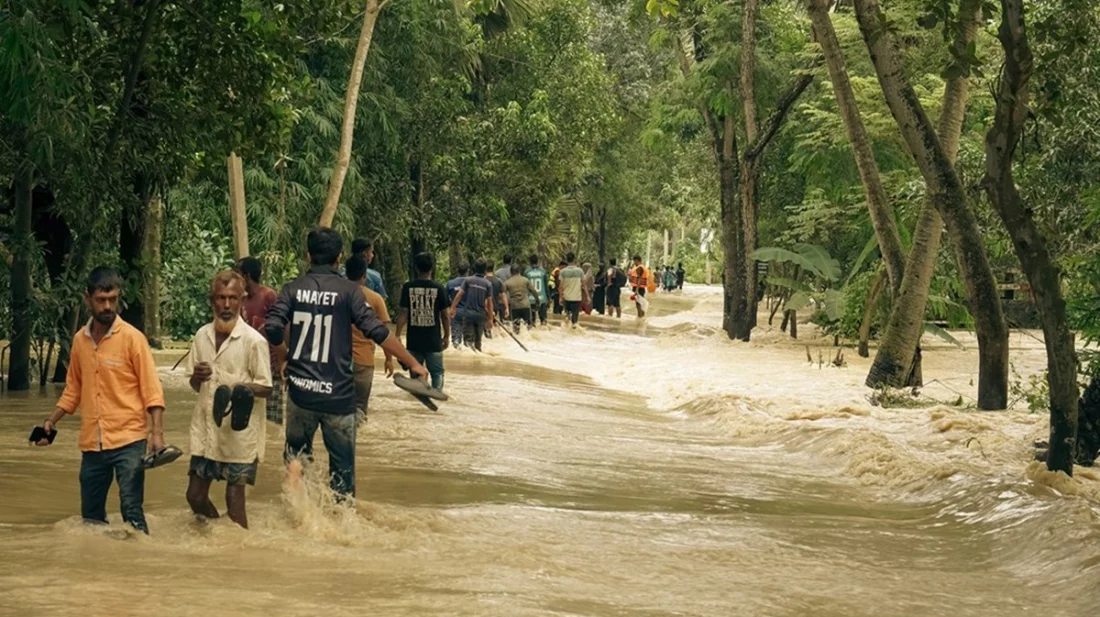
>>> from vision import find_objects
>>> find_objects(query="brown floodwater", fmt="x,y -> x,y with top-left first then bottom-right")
1,287 -> 1098,617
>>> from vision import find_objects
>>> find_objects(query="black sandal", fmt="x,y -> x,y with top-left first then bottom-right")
230,385 -> 254,431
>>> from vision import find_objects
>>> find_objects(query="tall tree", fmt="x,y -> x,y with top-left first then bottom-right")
983,0 -> 1078,473
804,0 -> 905,293
853,0 -> 1008,409
320,0 -> 390,227
662,1 -> 814,341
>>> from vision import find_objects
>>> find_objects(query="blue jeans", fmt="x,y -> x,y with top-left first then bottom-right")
80,439 -> 148,533
284,400 -> 357,498
411,350 -> 445,390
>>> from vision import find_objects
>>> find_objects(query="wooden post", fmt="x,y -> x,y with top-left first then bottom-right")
227,152 -> 249,259
663,229 -> 670,266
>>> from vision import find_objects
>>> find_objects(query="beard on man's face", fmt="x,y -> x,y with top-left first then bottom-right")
215,310 -> 238,333
94,309 -> 115,325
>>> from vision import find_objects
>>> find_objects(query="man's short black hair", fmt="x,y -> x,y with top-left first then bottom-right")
510,264 -> 521,275
502,255 -> 512,265
474,258 -> 488,275
558,260 -> 567,267
308,227 -> 343,266
413,252 -> 435,275
632,255 -> 642,262
346,254 -> 369,282
457,263 -> 470,276
487,261 -> 495,271
610,258 -> 617,266
351,238 -> 373,255
238,256 -> 262,284
87,266 -> 122,295
566,252 -> 576,264
528,255 -> 539,266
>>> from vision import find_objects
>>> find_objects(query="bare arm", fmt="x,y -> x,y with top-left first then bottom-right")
395,308 -> 409,341
264,288 -> 293,345
450,288 -> 466,315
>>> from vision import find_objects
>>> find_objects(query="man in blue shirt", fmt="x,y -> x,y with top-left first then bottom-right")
449,259 -> 495,352
352,238 -> 387,299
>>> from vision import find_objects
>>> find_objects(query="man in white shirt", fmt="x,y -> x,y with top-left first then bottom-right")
186,271 -> 273,528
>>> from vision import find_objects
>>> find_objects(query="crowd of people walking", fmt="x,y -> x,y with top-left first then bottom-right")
30,226 -> 687,534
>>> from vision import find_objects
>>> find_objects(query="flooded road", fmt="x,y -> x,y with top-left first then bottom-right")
1,286 -> 1099,616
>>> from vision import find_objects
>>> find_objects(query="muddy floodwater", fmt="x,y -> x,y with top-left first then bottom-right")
1,286 -> 1099,617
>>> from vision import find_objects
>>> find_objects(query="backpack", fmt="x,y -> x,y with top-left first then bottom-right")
612,267 -> 627,288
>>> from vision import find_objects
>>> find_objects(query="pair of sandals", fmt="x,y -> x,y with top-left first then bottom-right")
146,384 -> 253,469
30,425 -> 184,470
392,374 -> 448,411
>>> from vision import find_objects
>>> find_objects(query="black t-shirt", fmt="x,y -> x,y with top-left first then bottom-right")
265,265 -> 390,415
400,279 -> 449,353
490,276 -> 505,303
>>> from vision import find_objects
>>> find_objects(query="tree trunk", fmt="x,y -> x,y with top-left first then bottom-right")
736,0 -> 760,339
806,0 -> 904,292
142,193 -> 164,346
120,179 -> 151,331
320,0 -> 384,227
50,0 -> 163,380
227,152 -> 249,259
8,167 -> 34,391
780,308 -> 791,332
789,310 -> 798,339
854,0 -> 1008,409
866,0 -> 980,390
735,159 -> 759,339
719,107 -> 745,340
448,241 -> 464,273
858,267 -> 887,357
984,0 -> 1077,474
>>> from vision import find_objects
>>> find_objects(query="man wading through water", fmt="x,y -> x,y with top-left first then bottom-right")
449,258 -> 495,352
36,267 -> 166,534
346,253 -> 393,423
186,271 -> 272,528
265,227 -> 427,500
397,252 -> 451,390
559,253 -> 584,327
238,257 -> 282,424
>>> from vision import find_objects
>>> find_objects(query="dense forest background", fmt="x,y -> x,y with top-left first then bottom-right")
3,1 -> 1100,470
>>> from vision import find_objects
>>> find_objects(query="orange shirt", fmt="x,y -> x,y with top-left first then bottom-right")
352,286 -> 391,367
56,317 -> 166,452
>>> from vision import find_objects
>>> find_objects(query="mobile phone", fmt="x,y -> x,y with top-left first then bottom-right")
29,426 -> 57,444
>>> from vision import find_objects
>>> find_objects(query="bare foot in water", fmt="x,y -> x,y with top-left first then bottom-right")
285,459 -> 304,492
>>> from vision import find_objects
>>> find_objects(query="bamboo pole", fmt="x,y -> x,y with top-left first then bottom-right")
227,151 -> 249,259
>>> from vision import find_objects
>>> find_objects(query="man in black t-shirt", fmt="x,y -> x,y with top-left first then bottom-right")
266,227 -> 426,499
396,252 -> 451,390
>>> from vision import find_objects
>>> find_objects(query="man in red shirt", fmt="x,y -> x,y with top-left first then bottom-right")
238,257 -> 282,424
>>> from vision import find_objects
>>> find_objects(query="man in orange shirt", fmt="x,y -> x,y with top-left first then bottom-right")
346,253 -> 393,422
35,267 -> 166,534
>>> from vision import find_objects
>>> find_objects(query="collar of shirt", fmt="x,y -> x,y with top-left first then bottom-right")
309,264 -> 341,277
83,316 -> 123,346
199,317 -> 250,353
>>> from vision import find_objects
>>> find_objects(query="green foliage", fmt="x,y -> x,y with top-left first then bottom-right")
162,219 -> 236,340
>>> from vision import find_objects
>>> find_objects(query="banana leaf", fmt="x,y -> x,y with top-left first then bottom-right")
923,322 -> 965,349
787,291 -> 813,311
